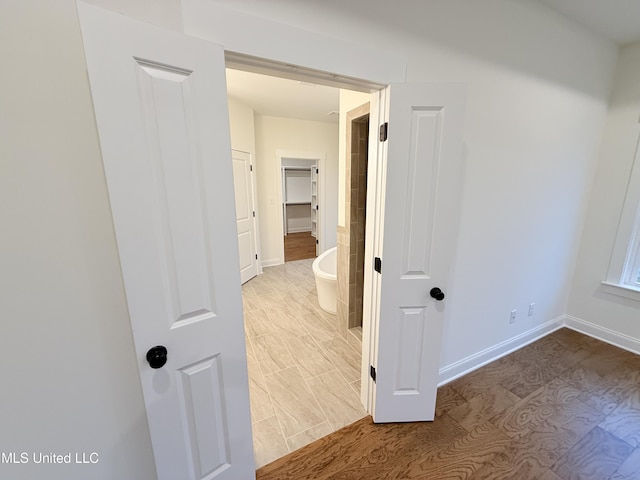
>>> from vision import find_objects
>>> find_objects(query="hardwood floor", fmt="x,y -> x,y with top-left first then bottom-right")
284,232 -> 317,262
256,328 -> 640,479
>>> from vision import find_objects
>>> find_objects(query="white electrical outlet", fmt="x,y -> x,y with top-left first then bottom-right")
509,310 -> 517,324
528,303 -> 535,317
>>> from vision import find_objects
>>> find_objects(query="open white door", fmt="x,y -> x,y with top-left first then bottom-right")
78,4 -> 255,479
232,150 -> 259,284
370,83 -> 465,423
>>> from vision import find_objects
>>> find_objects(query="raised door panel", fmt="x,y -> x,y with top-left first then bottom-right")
136,59 -> 218,327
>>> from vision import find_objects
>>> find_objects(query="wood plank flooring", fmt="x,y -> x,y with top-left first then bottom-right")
256,328 -> 640,479
284,232 -> 316,262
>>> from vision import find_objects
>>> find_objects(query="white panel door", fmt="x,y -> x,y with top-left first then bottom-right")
78,4 -> 255,479
232,150 -> 258,284
371,83 -> 465,422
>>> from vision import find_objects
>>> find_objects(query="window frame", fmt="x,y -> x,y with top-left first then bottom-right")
603,132 -> 640,301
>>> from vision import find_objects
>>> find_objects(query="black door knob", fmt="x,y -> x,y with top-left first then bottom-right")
430,287 -> 445,301
146,345 -> 168,369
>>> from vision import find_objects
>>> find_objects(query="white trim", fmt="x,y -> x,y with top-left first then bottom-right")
564,314 -> 640,355
260,258 -> 282,268
361,89 -> 384,411
286,227 -> 313,234
437,314 -> 640,388
225,51 -> 386,93
438,316 -> 565,386
601,281 -> 640,302
182,0 -> 406,89
605,128 -> 640,292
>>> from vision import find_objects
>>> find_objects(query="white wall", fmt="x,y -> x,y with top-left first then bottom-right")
228,99 -> 339,265
186,0 -> 617,368
0,1 -> 156,478
567,41 -> 640,340
254,115 -> 339,265
83,0 -> 182,30
0,0 -> 625,475
338,90 -> 373,228
228,96 -> 256,155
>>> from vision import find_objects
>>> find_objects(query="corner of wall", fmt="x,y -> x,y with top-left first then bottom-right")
438,316 -> 565,385
564,314 -> 640,355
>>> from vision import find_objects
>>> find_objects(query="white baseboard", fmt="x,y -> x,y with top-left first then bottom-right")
438,316 -> 565,386
261,258 -> 283,268
437,314 -> 640,387
564,314 -> 640,355
286,227 -> 312,234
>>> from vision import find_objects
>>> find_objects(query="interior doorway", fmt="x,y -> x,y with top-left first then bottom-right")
226,67 -> 377,467
279,155 -> 320,262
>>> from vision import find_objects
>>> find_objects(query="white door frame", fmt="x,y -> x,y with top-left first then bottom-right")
276,150 -> 325,263
361,90 -> 385,411
221,59 -> 387,417
251,151 -> 264,276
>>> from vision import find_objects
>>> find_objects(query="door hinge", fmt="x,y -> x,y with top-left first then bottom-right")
379,122 -> 389,142
316,205 -> 319,210
255,254 -> 258,260
316,167 -> 318,174
252,211 -> 256,218
370,365 -> 377,383
374,257 -> 382,274
316,239 -> 319,244
250,164 -> 253,172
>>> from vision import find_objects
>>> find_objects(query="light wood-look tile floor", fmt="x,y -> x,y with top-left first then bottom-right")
257,328 -> 640,479
242,259 -> 366,468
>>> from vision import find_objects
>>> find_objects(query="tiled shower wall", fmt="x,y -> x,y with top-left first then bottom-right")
337,103 -> 370,338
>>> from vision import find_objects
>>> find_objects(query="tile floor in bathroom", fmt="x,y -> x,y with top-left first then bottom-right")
242,258 -> 368,468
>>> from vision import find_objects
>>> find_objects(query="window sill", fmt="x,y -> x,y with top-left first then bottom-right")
601,281 -> 640,302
